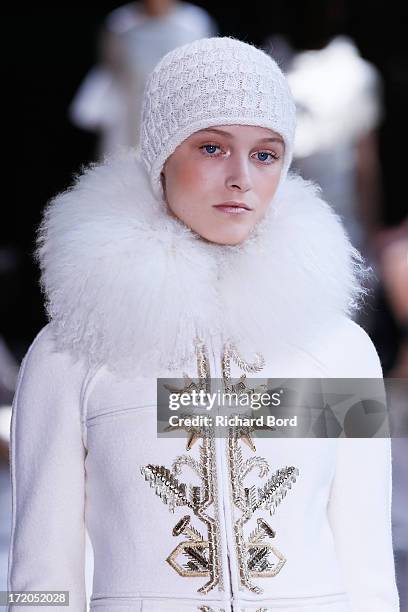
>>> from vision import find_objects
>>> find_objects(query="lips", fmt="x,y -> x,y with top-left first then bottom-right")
213,201 -> 252,213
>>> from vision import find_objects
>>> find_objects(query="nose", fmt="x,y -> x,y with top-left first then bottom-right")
225,153 -> 253,193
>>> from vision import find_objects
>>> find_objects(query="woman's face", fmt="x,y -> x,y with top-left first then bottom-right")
161,124 -> 284,245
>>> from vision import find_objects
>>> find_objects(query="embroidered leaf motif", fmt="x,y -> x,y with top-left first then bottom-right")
240,456 -> 269,480
183,544 -> 209,571
172,454 -> 201,477
140,464 -> 193,512
256,466 -> 300,515
247,545 -> 273,571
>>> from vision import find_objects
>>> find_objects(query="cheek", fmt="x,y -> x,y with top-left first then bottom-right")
256,167 -> 281,202
164,157 -> 216,225
168,157 -> 212,196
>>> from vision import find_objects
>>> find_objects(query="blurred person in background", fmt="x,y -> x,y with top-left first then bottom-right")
373,220 -> 408,378
0,341 -> 15,466
0,246 -> 20,467
264,0 -> 384,330
69,0 -> 217,157
0,249 -> 19,601
0,335 -> 17,586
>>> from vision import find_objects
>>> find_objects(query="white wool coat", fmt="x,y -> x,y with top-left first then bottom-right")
7,150 -> 400,611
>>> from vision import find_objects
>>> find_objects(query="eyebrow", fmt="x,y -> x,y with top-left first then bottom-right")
194,127 -> 284,145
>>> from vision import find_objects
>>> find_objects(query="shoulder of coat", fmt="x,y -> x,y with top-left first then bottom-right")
313,316 -> 383,379
18,322 -> 90,381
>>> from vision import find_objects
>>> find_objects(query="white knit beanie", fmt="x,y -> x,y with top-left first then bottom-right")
139,36 -> 297,200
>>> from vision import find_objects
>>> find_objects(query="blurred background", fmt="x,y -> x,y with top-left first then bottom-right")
1,0 -> 407,609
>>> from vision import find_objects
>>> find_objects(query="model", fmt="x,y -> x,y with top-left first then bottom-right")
7,37 -> 400,611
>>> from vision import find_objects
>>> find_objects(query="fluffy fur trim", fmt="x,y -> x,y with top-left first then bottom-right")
35,149 -> 369,375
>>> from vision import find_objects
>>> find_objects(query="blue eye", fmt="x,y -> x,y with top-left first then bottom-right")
200,144 -> 221,155
252,151 -> 280,164
205,145 -> 217,154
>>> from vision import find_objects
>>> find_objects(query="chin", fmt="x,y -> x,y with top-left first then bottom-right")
203,229 -> 250,246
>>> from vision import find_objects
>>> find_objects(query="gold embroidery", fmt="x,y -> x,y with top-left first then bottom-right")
141,341 -> 223,594
164,337 -> 211,450
222,343 -> 300,594
228,425 -> 299,593
222,341 -> 267,397
141,338 -> 300,597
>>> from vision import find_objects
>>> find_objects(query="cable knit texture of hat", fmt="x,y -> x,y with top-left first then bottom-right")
139,36 -> 297,200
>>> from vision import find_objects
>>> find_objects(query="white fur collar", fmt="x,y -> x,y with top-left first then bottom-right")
35,149 -> 368,376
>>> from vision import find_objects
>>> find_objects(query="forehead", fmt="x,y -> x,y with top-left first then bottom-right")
190,125 -> 284,144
